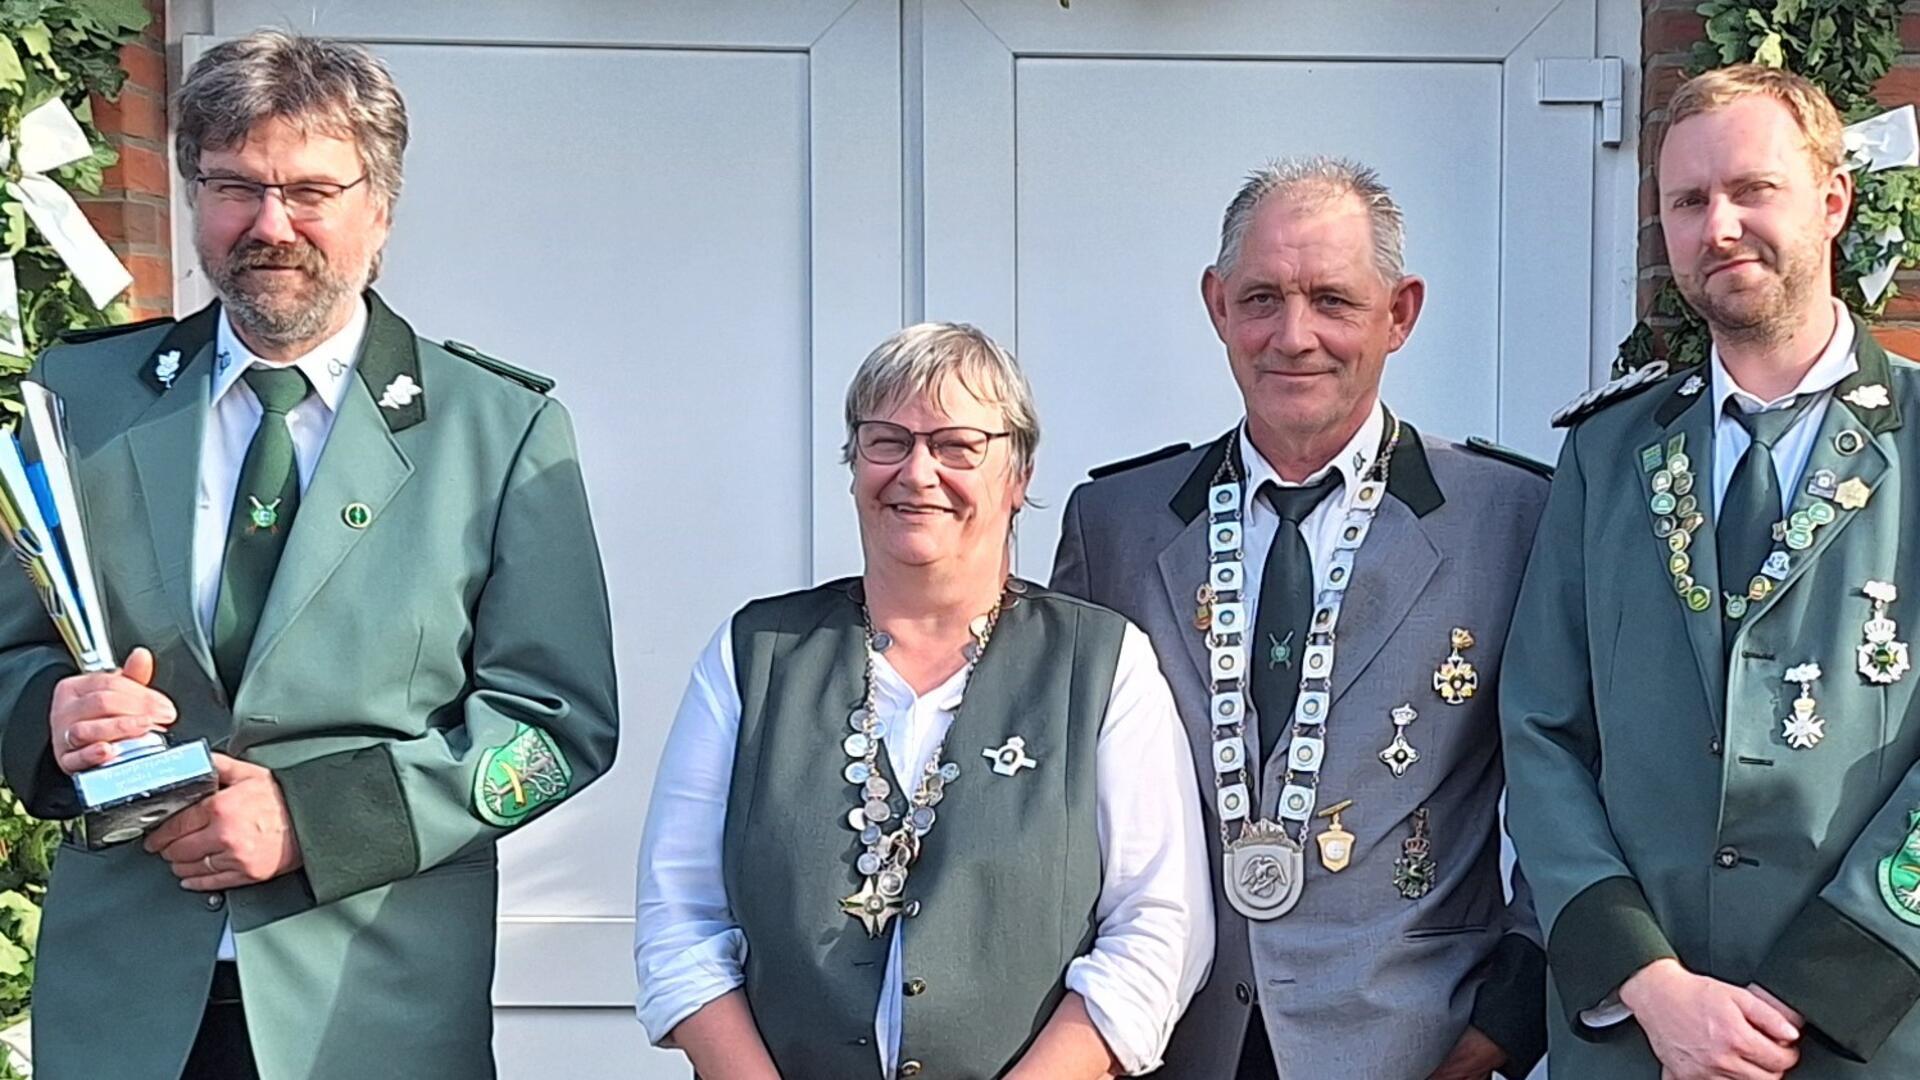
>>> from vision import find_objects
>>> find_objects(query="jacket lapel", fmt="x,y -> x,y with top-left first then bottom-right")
1331,427 -> 1442,703
1644,377 -> 1725,725
124,310 -> 221,683
1741,329 -> 1898,626
1157,432 -> 1235,688
238,297 -> 419,693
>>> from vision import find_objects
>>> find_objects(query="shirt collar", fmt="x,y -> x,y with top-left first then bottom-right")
1238,398 -> 1386,508
1710,297 -> 1858,415
210,299 -> 370,414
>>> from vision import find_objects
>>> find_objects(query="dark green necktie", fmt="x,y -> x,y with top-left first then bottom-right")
1716,398 -> 1807,655
1249,473 -> 1341,764
212,366 -> 310,698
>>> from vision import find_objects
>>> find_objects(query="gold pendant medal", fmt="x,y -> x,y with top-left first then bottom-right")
1315,799 -> 1355,872
1432,628 -> 1478,704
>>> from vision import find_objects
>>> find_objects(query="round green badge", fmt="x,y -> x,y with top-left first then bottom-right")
1686,586 -> 1713,612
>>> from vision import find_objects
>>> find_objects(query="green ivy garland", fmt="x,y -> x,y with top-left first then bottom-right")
1618,0 -> 1918,374
0,1 -> 152,1069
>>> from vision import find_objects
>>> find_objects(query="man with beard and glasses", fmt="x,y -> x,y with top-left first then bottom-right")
0,30 -> 618,1080
1504,63 -> 1920,1078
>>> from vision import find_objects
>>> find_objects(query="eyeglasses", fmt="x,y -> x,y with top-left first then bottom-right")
853,421 -> 1011,469
193,174 -> 370,219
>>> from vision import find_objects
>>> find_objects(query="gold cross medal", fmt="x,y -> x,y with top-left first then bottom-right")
1315,799 -> 1355,872
1859,581 -> 1910,685
1432,627 -> 1478,705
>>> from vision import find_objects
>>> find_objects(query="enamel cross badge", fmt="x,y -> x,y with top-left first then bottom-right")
1859,581 -> 1911,685
1781,663 -> 1826,750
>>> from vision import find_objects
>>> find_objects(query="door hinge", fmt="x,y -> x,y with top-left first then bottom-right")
1538,57 -> 1625,147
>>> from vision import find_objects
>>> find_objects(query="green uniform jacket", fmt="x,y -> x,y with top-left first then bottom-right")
1502,324 -> 1920,1076
0,295 -> 619,1080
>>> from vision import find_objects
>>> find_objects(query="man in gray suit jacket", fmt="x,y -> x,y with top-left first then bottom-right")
1052,158 -> 1548,1079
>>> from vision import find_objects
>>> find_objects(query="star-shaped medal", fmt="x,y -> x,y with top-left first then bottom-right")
841,876 -> 901,938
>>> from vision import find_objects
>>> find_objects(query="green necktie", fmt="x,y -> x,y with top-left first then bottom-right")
1249,473 -> 1341,765
212,366 -> 311,698
1716,398 -> 1809,658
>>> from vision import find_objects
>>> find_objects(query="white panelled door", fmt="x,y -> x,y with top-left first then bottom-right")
917,0 -> 1607,577
176,1 -> 1623,1076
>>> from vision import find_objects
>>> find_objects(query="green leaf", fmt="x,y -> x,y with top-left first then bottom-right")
18,23 -> 51,62
0,38 -> 27,92
1755,31 -> 1787,67
69,0 -> 154,34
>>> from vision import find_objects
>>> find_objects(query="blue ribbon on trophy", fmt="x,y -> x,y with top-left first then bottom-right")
0,382 -> 214,848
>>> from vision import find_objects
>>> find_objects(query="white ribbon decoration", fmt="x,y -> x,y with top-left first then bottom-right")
1840,106 -> 1920,305
0,98 -> 132,313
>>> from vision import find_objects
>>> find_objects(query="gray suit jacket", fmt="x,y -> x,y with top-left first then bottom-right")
1052,424 -> 1548,1079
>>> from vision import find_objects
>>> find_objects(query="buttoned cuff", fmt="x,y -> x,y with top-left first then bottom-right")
1469,932 -> 1547,1078
1754,897 -> 1920,1063
1547,876 -> 1677,1040
276,744 -> 418,905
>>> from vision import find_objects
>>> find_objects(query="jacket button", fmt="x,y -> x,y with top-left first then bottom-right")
904,900 -> 922,918
900,1061 -> 922,1077
1708,737 -> 1723,757
905,977 -> 927,996
205,893 -> 226,911
1715,846 -> 1739,868
1234,981 -> 1253,1005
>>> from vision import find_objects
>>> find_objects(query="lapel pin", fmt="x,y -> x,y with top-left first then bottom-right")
1859,581 -> 1910,685
379,373 -> 422,410
1782,663 -> 1827,750
342,502 -> 373,530
1432,627 -> 1478,705
1679,373 -> 1705,397
1808,469 -> 1840,500
1844,384 -> 1892,410
1835,430 -> 1866,457
1836,477 -> 1873,510
1267,629 -> 1294,671
153,350 -> 181,389
984,736 -> 1037,777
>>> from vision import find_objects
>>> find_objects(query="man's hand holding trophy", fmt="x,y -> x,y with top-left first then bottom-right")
0,381 -> 216,847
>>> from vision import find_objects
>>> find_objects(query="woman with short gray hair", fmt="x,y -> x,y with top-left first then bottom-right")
636,323 -> 1212,1079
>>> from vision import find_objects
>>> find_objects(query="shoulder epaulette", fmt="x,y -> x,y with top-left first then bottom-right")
56,315 -> 174,345
442,339 -> 554,394
1464,436 -> 1553,479
1088,442 -> 1190,480
1550,361 -> 1671,429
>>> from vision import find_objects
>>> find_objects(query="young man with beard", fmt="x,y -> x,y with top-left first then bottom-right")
0,31 -> 618,1079
1504,64 -> 1920,1078
1053,157 -> 1549,1079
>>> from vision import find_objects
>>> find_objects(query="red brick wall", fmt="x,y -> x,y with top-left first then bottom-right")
1640,0 -> 1920,355
80,0 -> 170,320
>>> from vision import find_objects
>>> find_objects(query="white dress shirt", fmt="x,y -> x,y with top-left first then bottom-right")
633,617 -> 1213,1076
1237,399 -> 1388,610
1709,297 -> 1857,517
194,301 -> 369,961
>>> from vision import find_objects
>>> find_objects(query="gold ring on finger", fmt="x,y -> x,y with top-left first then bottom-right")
203,855 -> 218,875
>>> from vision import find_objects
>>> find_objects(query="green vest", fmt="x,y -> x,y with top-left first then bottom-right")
724,579 -> 1124,1079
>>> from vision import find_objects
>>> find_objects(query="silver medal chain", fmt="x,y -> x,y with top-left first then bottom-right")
840,592 -> 1005,907
1201,414 -> 1399,847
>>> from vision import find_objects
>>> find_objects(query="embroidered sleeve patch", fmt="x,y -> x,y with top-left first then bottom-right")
474,724 -> 573,828
1877,810 -> 1920,926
